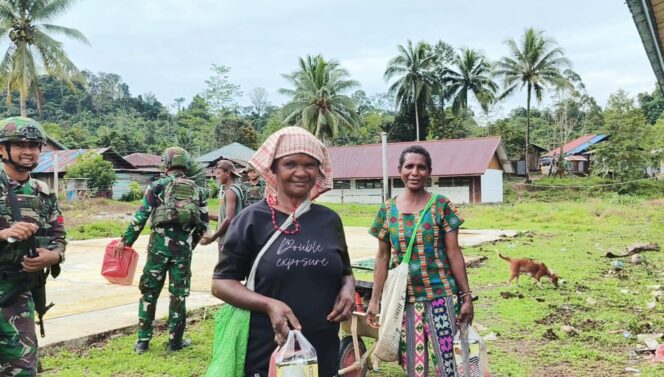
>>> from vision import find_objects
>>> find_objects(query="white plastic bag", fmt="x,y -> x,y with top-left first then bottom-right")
373,262 -> 409,362
453,325 -> 491,377
270,330 -> 318,377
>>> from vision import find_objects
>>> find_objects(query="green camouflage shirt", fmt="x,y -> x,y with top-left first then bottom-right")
121,173 -> 209,247
0,170 -> 66,294
242,179 -> 265,207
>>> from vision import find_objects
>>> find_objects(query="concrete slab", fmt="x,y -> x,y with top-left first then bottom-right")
40,228 -> 518,347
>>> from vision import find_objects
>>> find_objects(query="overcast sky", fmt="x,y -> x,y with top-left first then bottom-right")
46,0 -> 654,118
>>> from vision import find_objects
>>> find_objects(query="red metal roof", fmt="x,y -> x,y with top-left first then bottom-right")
124,153 -> 162,167
546,134 -> 596,157
328,137 -> 505,179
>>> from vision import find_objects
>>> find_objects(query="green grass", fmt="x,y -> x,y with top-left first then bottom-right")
47,195 -> 664,376
67,220 -> 129,240
42,309 -> 217,376
322,202 -> 380,227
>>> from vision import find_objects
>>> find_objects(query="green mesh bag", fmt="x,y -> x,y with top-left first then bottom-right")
204,304 -> 250,377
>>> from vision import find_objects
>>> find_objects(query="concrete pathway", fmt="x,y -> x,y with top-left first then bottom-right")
40,228 -> 518,347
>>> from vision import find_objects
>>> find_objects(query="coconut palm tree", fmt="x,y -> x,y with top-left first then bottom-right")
444,48 -> 498,115
279,54 -> 361,141
0,0 -> 90,116
384,40 -> 437,141
495,28 -> 570,182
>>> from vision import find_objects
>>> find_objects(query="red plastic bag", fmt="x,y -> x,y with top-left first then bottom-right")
101,239 -> 138,285
652,344 -> 664,364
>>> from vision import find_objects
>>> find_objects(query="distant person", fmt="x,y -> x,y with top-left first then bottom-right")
115,147 -> 209,354
366,145 -> 473,377
211,126 -> 355,377
0,117 -> 66,375
241,164 -> 265,207
201,160 -> 244,246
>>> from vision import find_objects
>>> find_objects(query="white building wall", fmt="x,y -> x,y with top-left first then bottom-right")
317,179 -> 471,204
481,169 -> 503,203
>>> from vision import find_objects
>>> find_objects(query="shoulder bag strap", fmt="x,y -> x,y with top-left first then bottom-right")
400,194 -> 437,263
245,199 -> 311,290
0,171 -> 22,222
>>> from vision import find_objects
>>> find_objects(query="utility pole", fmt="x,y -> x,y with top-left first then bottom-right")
54,152 -> 59,195
381,132 -> 389,201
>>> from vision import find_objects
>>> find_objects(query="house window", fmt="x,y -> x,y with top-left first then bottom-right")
356,179 -> 383,189
392,178 -> 432,188
333,180 -> 350,189
437,177 -> 470,187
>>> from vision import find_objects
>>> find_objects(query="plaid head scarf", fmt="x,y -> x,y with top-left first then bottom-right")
248,126 -> 333,200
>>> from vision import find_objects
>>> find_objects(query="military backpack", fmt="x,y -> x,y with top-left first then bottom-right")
151,176 -> 201,229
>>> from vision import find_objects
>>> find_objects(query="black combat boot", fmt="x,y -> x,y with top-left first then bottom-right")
166,338 -> 192,352
134,340 -> 149,354
166,321 -> 191,352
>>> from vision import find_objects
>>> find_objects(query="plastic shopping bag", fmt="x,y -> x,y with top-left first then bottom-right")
268,330 -> 318,377
453,325 -> 491,377
101,239 -> 138,285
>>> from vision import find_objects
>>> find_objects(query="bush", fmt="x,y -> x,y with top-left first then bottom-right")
207,178 -> 219,199
120,181 -> 143,202
65,152 -> 116,193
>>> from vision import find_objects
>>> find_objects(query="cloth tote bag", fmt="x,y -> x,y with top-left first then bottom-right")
373,195 -> 436,362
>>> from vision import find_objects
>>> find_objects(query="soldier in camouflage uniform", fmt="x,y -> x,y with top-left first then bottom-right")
241,164 -> 265,207
115,147 -> 208,353
0,117 -> 66,377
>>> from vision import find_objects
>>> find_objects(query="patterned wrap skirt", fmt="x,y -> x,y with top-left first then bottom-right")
400,296 -> 458,377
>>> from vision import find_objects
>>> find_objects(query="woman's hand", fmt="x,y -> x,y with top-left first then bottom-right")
326,284 -> 355,322
266,299 -> 301,345
456,299 -> 474,327
366,299 -> 380,328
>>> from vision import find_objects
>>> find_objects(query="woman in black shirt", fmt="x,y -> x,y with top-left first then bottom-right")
212,127 -> 355,377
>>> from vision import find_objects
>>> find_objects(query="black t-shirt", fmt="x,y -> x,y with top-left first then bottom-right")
213,201 -> 352,377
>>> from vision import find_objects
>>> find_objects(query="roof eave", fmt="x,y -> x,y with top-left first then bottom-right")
627,0 -> 664,92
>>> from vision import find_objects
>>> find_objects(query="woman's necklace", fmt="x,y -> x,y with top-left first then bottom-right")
267,194 -> 301,235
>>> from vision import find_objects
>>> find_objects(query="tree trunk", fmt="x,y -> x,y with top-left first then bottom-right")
414,101 -> 420,141
20,91 -> 27,117
525,84 -> 532,183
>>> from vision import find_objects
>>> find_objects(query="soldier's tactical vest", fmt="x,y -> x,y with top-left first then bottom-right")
0,188 -> 49,267
151,176 -> 201,230
243,180 -> 264,207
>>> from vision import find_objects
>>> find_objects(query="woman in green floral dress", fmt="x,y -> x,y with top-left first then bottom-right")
366,145 -> 473,377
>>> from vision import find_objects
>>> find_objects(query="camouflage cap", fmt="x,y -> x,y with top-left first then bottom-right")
0,117 -> 47,144
241,164 -> 257,174
162,146 -> 190,169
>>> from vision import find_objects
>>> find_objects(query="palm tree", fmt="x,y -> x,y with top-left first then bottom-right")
444,48 -> 498,115
495,28 -> 570,182
384,40 -> 437,141
0,0 -> 90,116
279,54 -> 361,141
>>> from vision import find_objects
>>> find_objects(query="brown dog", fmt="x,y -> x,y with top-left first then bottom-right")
498,252 -> 559,288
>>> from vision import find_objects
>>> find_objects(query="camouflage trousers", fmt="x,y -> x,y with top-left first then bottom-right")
137,232 -> 192,342
0,291 -> 37,377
